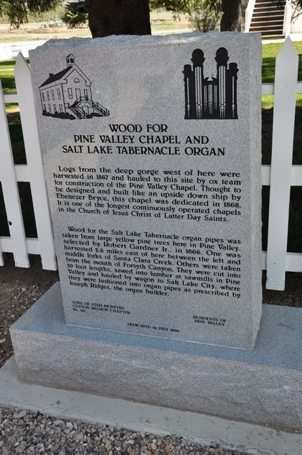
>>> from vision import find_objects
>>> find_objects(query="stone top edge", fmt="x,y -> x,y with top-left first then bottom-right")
29,32 -> 261,54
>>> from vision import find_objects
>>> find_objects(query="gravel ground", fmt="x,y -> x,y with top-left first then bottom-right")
1,253 -> 302,455
0,408 -> 249,455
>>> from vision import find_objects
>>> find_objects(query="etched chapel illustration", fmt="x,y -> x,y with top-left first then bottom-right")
183,47 -> 238,120
38,54 -> 110,119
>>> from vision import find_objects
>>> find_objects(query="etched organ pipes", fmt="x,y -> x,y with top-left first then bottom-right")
183,47 -> 238,120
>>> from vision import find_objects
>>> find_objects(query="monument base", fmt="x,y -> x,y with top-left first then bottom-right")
10,283 -> 302,431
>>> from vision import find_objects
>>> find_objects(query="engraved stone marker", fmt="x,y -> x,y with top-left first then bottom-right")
29,32 -> 262,349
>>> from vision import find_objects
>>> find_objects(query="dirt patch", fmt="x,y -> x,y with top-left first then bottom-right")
262,271 -> 302,307
0,252 -> 301,369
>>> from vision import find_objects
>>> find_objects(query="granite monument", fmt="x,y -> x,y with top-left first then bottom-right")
28,32 -> 262,349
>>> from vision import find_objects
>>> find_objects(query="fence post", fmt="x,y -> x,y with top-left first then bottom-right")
283,0 -> 292,37
14,53 -> 57,270
245,0 -> 256,33
0,80 -> 29,267
266,38 -> 298,290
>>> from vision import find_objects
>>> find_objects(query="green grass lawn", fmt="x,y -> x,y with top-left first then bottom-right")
262,40 -> 302,82
0,59 -> 19,96
262,41 -> 302,115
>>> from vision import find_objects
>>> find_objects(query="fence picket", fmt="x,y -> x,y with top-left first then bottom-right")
14,54 -> 56,270
266,37 -> 299,290
0,80 -> 29,267
291,165 -> 302,185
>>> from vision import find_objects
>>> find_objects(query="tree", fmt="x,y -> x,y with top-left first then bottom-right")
0,0 -> 245,34
275,0 -> 302,21
150,0 -> 242,32
86,0 -> 151,38
189,8 -> 221,33
220,0 -> 242,32
188,1 -> 222,32
0,0 -> 63,28
85,0 -> 236,38
149,0 -> 197,16
62,1 -> 88,28
150,0 -> 222,31
291,1 -> 302,20
150,0 -> 220,18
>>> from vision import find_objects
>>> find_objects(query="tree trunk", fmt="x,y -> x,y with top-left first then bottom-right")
220,0 -> 242,31
86,0 -> 151,38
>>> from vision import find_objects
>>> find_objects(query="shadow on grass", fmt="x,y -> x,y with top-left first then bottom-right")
262,106 -> 302,165
0,74 -> 16,93
0,60 -> 16,93
0,57 -> 29,94
7,111 -> 26,164
0,182 -> 37,238
262,57 -> 276,84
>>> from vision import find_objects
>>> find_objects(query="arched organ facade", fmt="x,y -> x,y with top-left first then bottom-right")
183,48 -> 238,120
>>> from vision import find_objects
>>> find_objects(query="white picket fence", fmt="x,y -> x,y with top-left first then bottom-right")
1,38 -> 302,290
0,54 -> 56,271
